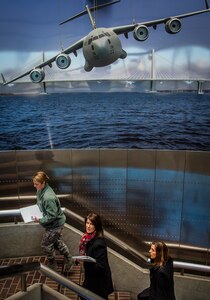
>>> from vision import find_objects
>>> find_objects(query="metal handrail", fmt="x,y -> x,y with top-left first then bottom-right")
173,261 -> 210,273
1,208 -> 210,276
0,262 -> 40,278
0,262 -> 105,300
0,209 -> 21,217
0,195 -> 70,202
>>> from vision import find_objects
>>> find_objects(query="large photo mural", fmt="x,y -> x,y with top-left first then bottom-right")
0,0 -> 210,91
0,0 -> 210,265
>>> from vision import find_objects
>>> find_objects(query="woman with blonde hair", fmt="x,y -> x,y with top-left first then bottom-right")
137,241 -> 176,300
32,171 -> 73,271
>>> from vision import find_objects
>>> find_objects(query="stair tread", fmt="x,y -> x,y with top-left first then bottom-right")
0,256 -> 131,300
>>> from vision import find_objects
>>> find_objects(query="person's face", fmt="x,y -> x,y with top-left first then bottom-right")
86,218 -> 96,234
149,244 -> 156,260
33,180 -> 45,191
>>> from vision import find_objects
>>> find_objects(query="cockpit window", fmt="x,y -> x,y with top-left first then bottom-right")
87,32 -> 111,45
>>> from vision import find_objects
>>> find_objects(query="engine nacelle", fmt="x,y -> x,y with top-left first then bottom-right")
165,18 -> 182,34
30,69 -> 45,83
56,53 -> 71,69
133,25 -> 149,41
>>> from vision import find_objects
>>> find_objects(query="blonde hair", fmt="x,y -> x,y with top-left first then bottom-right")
33,171 -> 49,184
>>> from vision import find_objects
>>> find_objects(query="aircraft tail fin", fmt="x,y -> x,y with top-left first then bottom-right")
59,0 -> 120,25
1,73 -> 6,85
205,0 -> 209,9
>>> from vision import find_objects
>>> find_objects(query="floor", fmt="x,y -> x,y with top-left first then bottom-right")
0,255 -> 131,300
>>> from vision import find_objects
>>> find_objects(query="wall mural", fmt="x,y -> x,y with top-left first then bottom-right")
0,0 -> 210,89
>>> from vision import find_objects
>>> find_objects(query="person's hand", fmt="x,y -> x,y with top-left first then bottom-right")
32,216 -> 39,222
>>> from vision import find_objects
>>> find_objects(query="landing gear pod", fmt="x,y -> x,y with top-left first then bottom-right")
165,18 -> 182,34
133,25 -> 149,41
56,54 -> 71,69
30,69 -> 45,83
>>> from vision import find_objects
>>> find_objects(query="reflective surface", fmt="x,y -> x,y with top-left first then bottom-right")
0,149 -> 210,264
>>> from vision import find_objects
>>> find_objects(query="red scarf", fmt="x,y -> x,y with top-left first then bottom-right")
79,231 -> 96,255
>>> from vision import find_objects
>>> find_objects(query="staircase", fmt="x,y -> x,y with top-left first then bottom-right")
0,255 -> 131,300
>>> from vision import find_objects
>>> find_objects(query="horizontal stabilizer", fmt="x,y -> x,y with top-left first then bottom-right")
60,0 -> 120,25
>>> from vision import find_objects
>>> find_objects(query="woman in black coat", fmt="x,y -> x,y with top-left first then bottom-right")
138,241 -> 176,300
79,212 -> 114,299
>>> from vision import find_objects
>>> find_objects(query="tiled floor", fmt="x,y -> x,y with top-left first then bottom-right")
0,256 -> 131,300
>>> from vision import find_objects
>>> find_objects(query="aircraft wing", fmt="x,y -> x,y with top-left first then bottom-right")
3,38 -> 84,86
112,7 -> 210,35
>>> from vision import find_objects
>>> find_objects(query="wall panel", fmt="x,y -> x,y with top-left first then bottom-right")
0,149 -> 210,264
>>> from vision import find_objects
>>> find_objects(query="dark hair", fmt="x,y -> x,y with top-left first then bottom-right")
152,241 -> 169,266
85,212 -> 104,238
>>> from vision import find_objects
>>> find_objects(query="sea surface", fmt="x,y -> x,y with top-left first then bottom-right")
0,92 -> 210,151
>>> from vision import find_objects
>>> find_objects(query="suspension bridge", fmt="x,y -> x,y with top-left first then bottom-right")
1,49 -> 210,94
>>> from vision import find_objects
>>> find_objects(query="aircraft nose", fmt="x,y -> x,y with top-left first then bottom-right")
91,40 -> 111,58
83,35 -> 122,67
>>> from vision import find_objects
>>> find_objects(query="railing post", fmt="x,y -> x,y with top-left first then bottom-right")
180,268 -> 184,276
21,274 -> 27,292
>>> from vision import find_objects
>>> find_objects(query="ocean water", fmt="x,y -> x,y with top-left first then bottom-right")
0,92 -> 210,151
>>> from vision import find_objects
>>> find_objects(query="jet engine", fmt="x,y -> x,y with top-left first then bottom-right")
55,54 -> 71,69
165,18 -> 181,34
133,25 -> 149,41
30,69 -> 45,83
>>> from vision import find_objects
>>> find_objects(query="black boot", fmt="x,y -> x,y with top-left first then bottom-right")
47,257 -> 57,270
64,255 -> 74,272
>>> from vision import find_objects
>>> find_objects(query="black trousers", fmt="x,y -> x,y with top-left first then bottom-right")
137,287 -> 150,300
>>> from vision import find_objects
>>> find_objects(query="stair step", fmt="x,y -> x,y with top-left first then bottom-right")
0,256 -> 131,300
110,291 -> 131,300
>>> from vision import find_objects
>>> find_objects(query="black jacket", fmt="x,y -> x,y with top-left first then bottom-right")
83,237 -> 114,299
149,258 -> 176,300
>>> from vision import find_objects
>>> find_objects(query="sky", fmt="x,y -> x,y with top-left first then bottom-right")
0,0 -> 210,82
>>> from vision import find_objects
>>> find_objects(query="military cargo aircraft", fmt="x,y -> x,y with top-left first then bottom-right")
2,0 -> 210,85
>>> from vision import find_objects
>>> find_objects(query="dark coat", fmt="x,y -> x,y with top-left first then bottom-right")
83,237 -> 114,299
149,258 -> 176,300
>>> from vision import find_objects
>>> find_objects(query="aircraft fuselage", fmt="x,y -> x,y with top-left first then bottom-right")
83,27 -> 125,71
